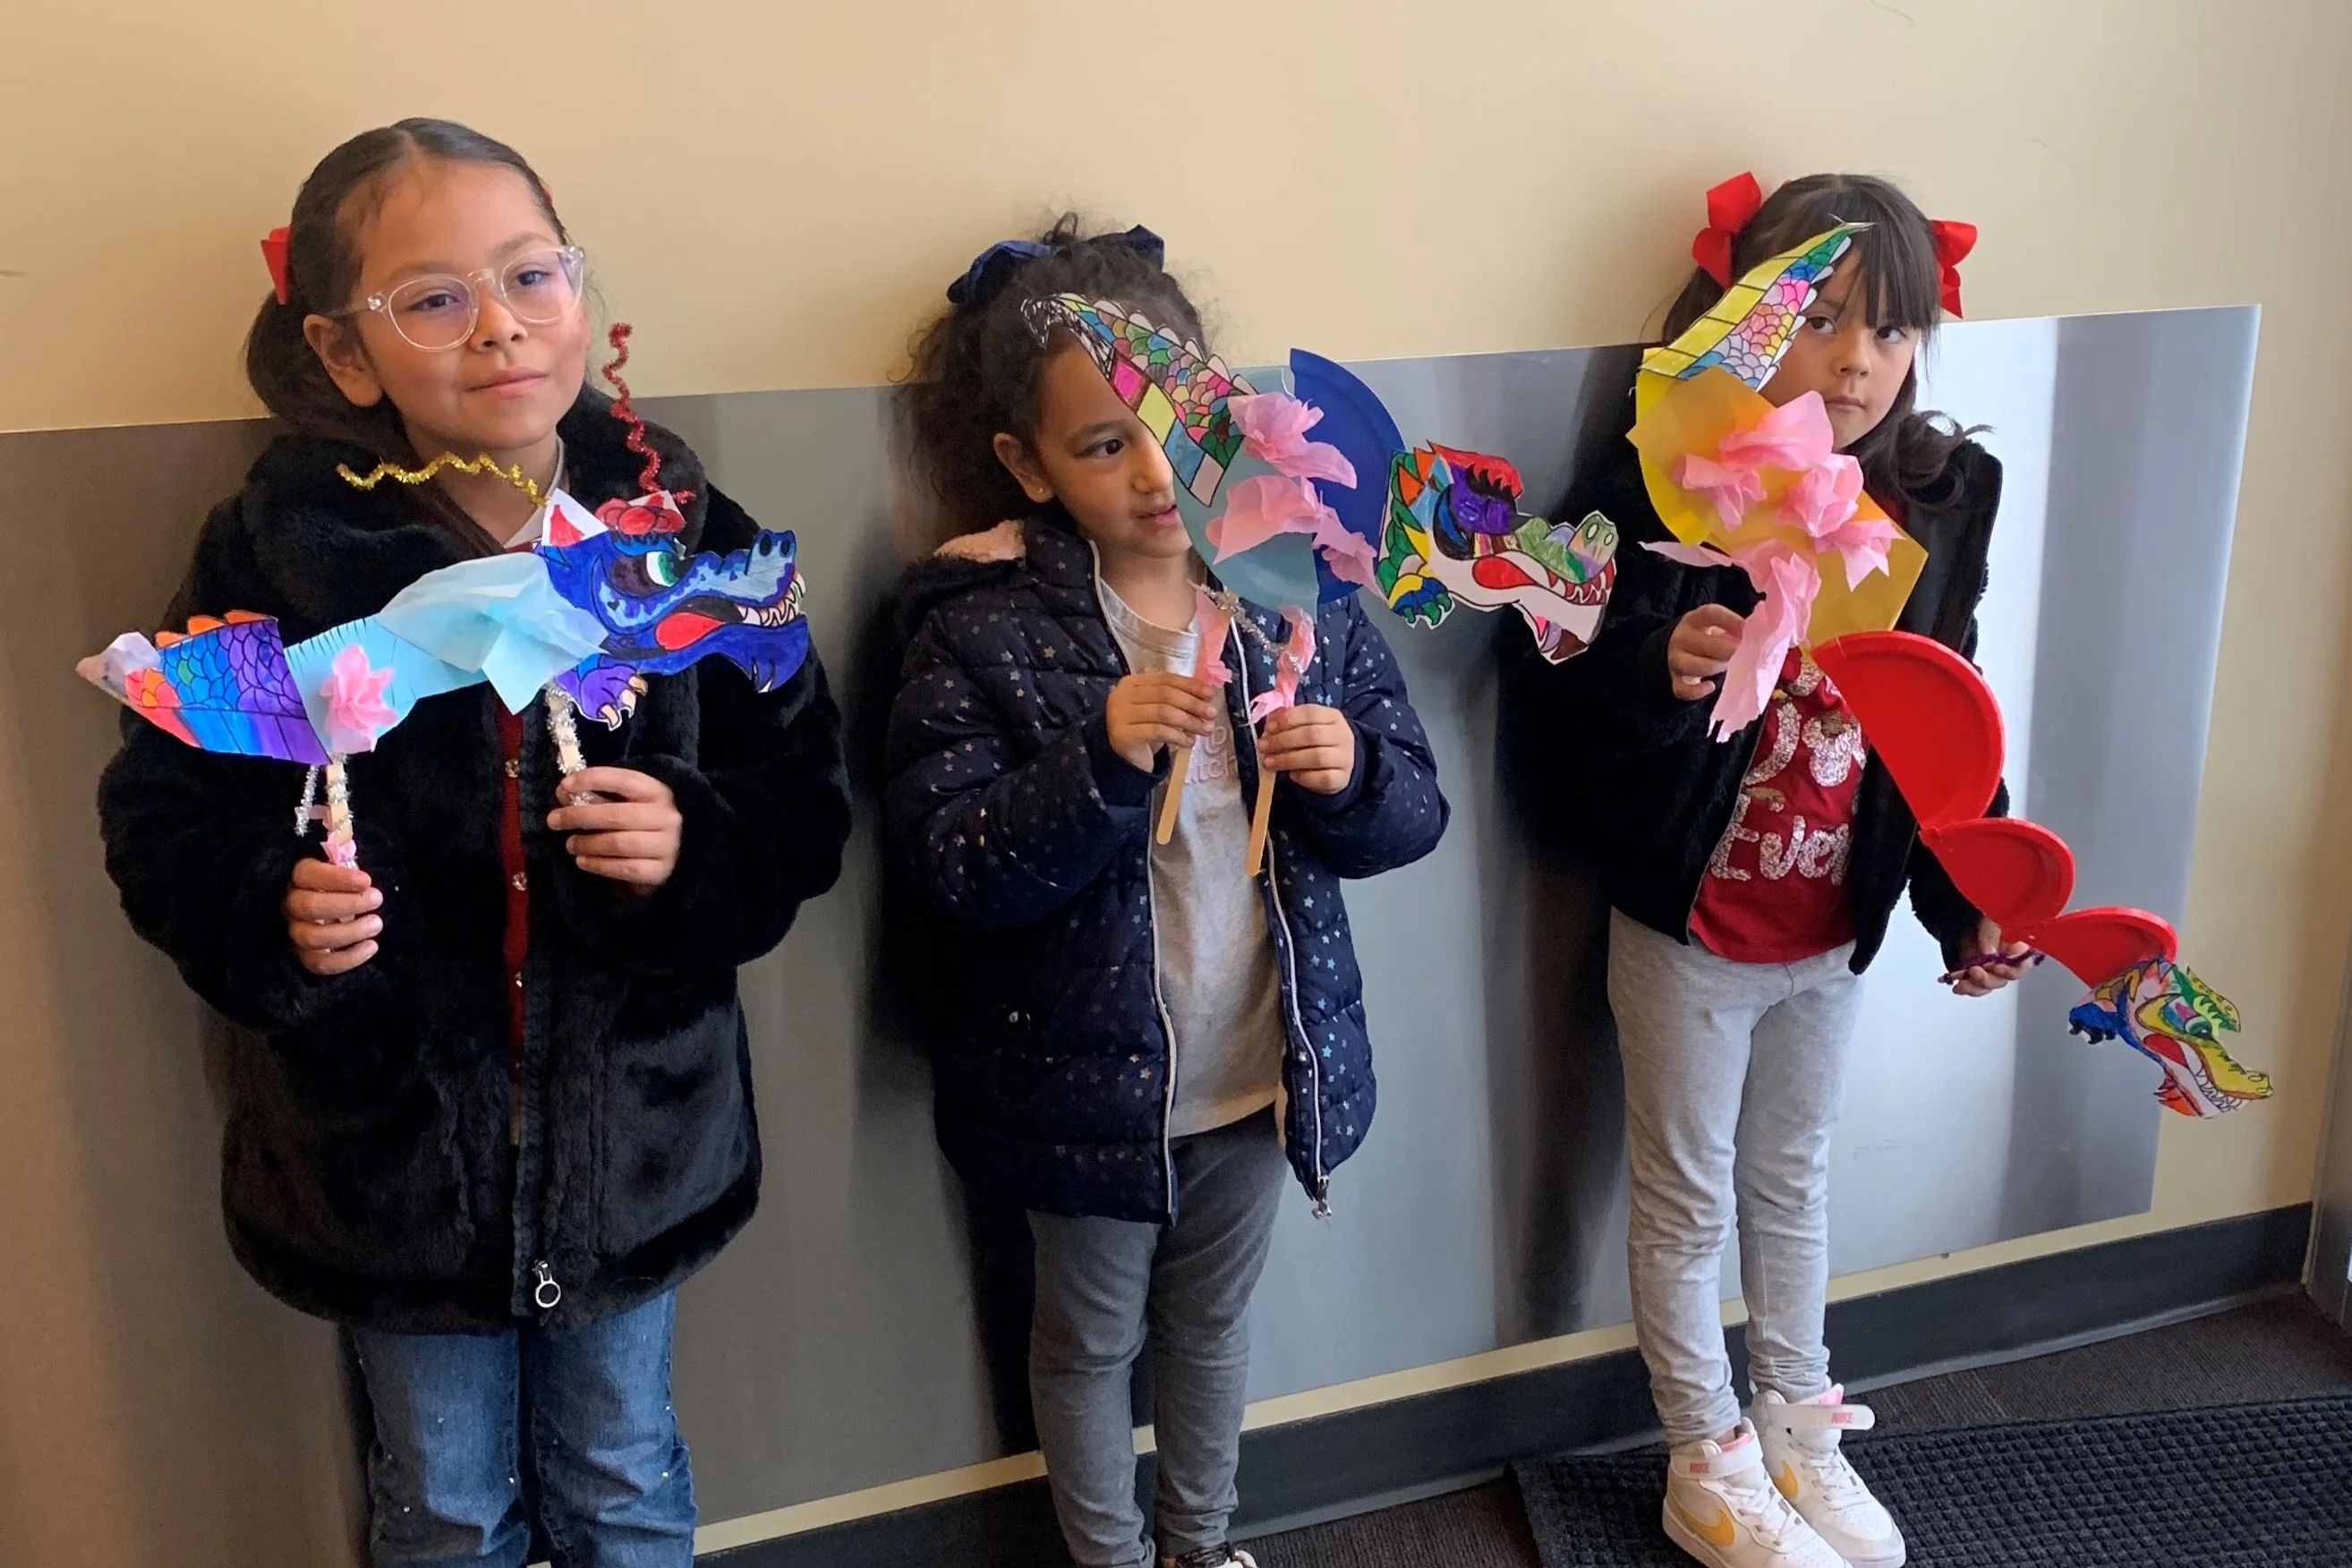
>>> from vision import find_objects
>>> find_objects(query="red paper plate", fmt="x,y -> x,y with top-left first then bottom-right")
1813,632 -> 2003,831
1921,818 -> 2076,933
2012,906 -> 2178,987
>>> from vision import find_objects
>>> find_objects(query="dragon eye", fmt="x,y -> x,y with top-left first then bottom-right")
643,549 -> 680,588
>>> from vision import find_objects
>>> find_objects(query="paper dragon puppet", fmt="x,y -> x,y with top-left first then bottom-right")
1024,295 -> 1619,870
1613,223 -> 2265,1117
1625,223 -> 1927,740
1814,631 -> 2267,1119
80,328 -> 810,867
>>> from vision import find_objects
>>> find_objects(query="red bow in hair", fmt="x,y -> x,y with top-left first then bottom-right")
1692,172 -> 1765,286
1930,218 -> 1976,316
260,226 -> 292,305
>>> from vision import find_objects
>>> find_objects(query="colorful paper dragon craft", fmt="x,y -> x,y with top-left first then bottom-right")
1627,223 -> 1929,739
1023,295 -> 1621,656
1814,630 -> 2269,1119
81,327 -> 811,866
1026,295 -> 1621,870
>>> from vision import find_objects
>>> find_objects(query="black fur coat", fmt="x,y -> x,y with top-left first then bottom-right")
97,396 -> 850,1332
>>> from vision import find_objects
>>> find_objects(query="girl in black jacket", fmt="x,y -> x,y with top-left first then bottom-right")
1505,175 -> 2026,1568
97,120 -> 848,1566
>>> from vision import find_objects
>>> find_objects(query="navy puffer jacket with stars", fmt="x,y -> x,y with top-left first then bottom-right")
883,512 -> 1449,1223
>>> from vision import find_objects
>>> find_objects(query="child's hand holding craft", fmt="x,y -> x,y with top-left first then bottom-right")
550,767 -> 683,891
1257,704 -> 1356,795
284,858 -> 382,975
1104,673 -> 1217,773
1666,605 -> 1745,700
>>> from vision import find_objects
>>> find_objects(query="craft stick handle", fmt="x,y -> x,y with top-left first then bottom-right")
322,755 -> 358,869
1155,748 -> 1191,845
1243,766 -> 1276,877
545,686 -> 588,776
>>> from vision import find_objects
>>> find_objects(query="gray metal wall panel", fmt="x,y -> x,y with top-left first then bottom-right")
0,308 -> 2254,1546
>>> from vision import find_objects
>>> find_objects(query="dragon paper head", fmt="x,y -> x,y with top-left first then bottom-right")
2068,959 -> 2266,1119
1376,445 -> 1619,660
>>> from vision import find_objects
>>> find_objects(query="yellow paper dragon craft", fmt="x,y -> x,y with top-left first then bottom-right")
1626,222 -> 1928,738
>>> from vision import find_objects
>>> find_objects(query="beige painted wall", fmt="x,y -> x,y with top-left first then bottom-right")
5,0 -> 2350,1557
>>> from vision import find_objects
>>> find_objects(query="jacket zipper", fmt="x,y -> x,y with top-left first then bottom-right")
1235,610 -> 1329,1215
1085,549 -> 1184,1222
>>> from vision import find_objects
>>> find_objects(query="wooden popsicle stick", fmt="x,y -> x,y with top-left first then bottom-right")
1155,750 -> 1191,845
1243,763 -> 1276,876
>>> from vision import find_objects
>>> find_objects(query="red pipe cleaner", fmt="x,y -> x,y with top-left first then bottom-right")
601,324 -> 685,499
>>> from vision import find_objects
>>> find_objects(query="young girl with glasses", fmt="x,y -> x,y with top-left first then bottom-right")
97,117 -> 850,1567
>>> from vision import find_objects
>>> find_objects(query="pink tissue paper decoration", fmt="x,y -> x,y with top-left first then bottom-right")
1247,609 -> 1317,728
1670,393 -> 1839,532
1779,455 -> 1903,590
1208,474 -> 1382,592
1673,451 -> 1768,533
320,643 -> 397,754
1193,585 -> 1233,685
1211,474 -> 1330,559
1641,538 -> 1821,741
1233,392 -> 1356,485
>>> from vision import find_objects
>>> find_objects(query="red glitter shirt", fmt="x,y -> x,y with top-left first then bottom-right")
1689,648 -> 1868,965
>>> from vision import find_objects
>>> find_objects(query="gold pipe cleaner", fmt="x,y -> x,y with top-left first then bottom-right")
336,452 -> 549,505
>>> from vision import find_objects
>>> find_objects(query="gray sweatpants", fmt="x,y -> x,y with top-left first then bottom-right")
1028,1109 -> 1288,1568
1608,910 -> 1863,1447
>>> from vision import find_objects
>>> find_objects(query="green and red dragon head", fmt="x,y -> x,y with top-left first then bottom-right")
2068,959 -> 2267,1119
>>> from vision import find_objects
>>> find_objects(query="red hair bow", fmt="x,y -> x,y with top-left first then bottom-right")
1930,218 -> 1976,317
260,226 -> 292,305
1692,172 -> 1765,286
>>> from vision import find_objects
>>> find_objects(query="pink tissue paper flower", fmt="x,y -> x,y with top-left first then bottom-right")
1673,393 -> 1838,533
1208,473 -> 1380,592
320,643 -> 396,755
1209,474 -> 1328,559
1233,393 -> 1356,486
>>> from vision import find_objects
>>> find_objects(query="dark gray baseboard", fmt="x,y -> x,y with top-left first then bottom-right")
703,1204 -> 2312,1565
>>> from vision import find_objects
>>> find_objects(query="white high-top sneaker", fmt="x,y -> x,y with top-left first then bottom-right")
1752,1386 -> 1905,1567
1662,1419 -> 1846,1568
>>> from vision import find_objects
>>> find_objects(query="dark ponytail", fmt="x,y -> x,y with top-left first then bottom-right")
1660,174 -> 1977,503
897,214 -> 1206,542
243,118 -> 567,464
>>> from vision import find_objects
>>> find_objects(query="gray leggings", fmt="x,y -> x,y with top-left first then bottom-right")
1028,1109 -> 1289,1568
1608,910 -> 1862,1446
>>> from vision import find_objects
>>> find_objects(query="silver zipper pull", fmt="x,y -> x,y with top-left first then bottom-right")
1311,1178 -> 1333,1221
531,1259 -> 561,1311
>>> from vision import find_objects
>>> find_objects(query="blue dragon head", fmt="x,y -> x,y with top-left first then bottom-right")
539,499 -> 809,726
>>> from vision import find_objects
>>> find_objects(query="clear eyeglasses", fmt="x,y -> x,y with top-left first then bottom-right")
334,245 -> 586,351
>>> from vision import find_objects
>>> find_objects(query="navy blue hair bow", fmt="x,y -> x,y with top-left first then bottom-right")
946,226 -> 1166,308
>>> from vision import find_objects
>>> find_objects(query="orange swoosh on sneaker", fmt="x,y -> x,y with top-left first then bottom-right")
1671,1498 -> 1739,1549
1776,1460 -> 1802,1501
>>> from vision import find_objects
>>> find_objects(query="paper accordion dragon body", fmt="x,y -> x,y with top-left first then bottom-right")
1814,632 -> 2267,1119
1619,227 -> 2265,1118
1022,297 -> 1620,661
82,329 -> 811,864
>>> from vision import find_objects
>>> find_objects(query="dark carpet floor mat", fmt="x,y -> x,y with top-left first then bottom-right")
1513,1391 -> 2352,1567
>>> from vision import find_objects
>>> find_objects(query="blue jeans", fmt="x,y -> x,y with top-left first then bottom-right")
349,1291 -> 695,1568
